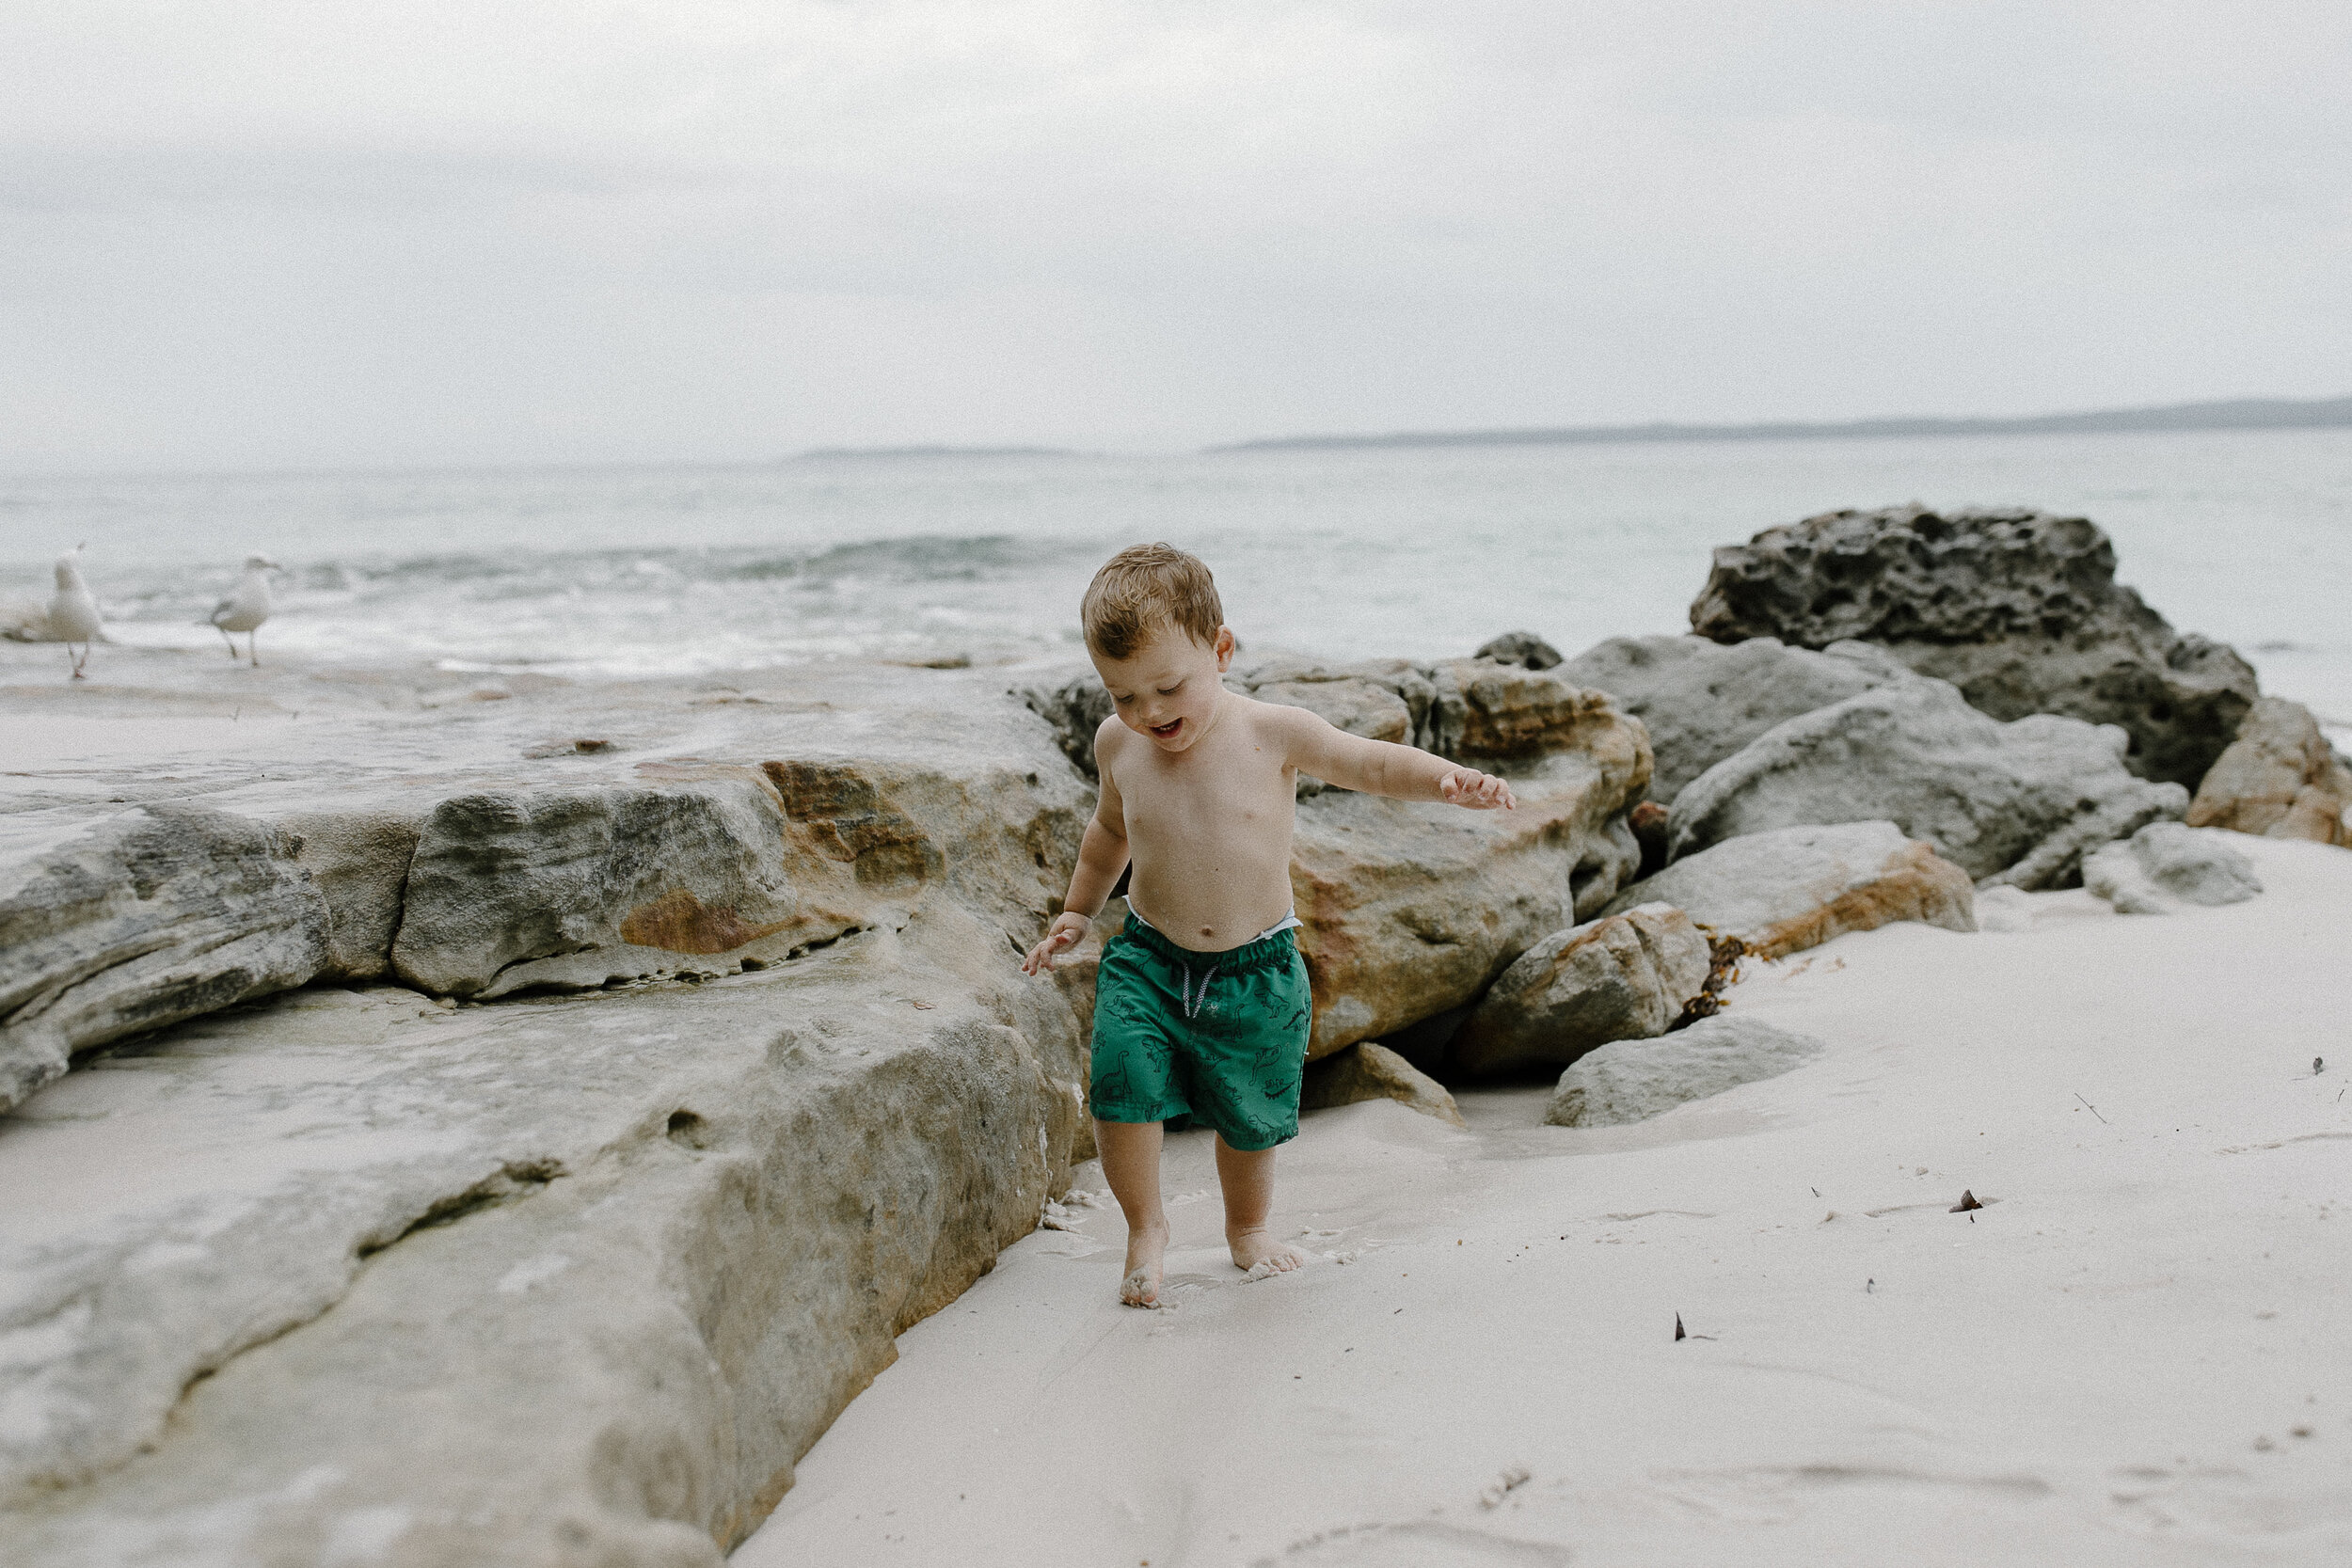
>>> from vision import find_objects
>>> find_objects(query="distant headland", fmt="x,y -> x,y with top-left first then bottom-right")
794,444 -> 1077,461
1211,394 -> 2352,454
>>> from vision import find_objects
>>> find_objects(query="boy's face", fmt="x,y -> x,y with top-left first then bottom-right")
1091,623 -> 1235,753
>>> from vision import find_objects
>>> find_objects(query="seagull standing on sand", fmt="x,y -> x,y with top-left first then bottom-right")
49,545 -> 103,680
210,556 -> 281,666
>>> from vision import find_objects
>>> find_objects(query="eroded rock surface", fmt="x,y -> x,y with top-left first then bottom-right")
1558,634 -> 1913,802
1,909 -> 1088,1566
1299,1040 -> 1466,1127
2084,821 -> 2264,914
1545,1014 -> 1825,1127
1451,903 -> 1709,1079
1689,506 -> 2259,786
2185,696 -> 2352,847
1667,678 -> 2188,888
1,805 -> 329,1111
1602,820 -> 1976,959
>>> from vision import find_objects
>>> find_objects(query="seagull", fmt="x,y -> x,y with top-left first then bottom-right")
209,555 -> 281,667
48,545 -> 103,680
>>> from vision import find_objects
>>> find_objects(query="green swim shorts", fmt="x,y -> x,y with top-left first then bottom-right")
1089,915 -> 1313,1153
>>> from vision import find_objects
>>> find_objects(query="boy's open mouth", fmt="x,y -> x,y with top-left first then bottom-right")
1150,719 -> 1183,739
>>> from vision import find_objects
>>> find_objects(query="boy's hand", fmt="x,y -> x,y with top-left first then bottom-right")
1438,767 -> 1517,810
1022,911 -> 1092,974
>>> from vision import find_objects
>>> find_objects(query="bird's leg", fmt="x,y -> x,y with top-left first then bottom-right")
70,642 -> 87,680
247,629 -> 260,668
219,626 -> 238,659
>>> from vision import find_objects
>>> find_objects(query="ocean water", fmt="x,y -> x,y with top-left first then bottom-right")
4,428 -> 2347,730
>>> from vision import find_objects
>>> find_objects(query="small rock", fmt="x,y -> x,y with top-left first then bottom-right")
1545,1014 -> 1825,1127
2084,821 -> 2263,915
2186,696 -> 2352,846
1452,903 -> 1710,1078
1299,1041 -> 1467,1128
1472,630 -> 1563,671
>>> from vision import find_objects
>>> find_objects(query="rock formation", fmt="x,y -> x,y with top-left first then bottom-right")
1292,687 -> 1649,1056
1299,1040 -> 1467,1126
2084,821 -> 2264,914
1600,820 -> 1976,959
1688,506 -> 2259,787
1545,1014 -> 1825,1127
0,647 -> 1651,1564
1450,903 -> 1710,1079
1558,634 -> 1913,803
2,805 -> 331,1111
2185,696 -> 2352,847
1666,677 -> 2189,888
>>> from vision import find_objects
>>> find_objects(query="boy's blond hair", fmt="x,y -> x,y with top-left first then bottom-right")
1081,543 -> 1224,660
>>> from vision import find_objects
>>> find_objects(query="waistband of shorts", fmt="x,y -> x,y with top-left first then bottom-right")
1109,912 -> 1299,974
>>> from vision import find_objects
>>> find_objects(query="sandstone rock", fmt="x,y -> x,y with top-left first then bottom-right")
1300,1040 -> 1467,1127
1558,634 -> 1913,802
1667,678 -> 2188,888
2185,696 -> 2352,846
2084,821 -> 2263,915
1545,1014 -> 1825,1127
385,749 -> 1084,1004
1294,705 -> 1650,1058
1451,902 -> 1710,1079
1689,505 -> 2259,786
0,805 -> 329,1112
1602,820 -> 1976,958
279,809 -> 423,979
0,904 -> 1090,1566
1427,659 -> 1614,760
1472,630 -> 1563,670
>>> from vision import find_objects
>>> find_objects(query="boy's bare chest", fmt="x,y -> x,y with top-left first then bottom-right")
1115,730 -> 1294,850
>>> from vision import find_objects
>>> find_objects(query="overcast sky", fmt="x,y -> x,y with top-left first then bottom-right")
3,2 -> 2346,472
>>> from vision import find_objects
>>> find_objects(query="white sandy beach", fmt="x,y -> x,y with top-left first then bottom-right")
739,835 -> 2350,1567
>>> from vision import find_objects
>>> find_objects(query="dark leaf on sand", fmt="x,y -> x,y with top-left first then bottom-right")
1951,1189 -> 1983,1212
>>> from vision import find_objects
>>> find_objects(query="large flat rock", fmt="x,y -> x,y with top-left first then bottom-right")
1,905 -> 1089,1566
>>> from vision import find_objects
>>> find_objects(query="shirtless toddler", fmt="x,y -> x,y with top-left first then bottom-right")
1021,544 -> 1515,1306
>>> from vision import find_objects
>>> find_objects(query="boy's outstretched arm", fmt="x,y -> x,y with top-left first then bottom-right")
1022,727 -> 1134,974
1279,706 -> 1517,809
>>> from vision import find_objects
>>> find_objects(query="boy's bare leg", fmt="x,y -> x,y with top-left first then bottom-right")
1216,1135 -> 1305,1275
1095,1118 -> 1168,1307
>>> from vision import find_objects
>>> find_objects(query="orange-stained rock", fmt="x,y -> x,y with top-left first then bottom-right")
1292,689 -> 1651,1057
1602,819 -> 1976,961
2186,697 -> 2351,847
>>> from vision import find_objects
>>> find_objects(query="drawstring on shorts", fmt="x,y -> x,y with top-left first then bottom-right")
1179,960 -> 1223,1020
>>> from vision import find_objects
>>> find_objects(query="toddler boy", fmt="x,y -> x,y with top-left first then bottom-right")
1022,544 -> 1515,1306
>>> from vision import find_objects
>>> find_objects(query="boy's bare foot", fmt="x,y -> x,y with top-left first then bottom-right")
1120,1220 -> 1169,1307
1228,1226 -> 1305,1276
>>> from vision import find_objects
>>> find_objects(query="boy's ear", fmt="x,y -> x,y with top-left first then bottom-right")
1214,625 -> 1235,672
